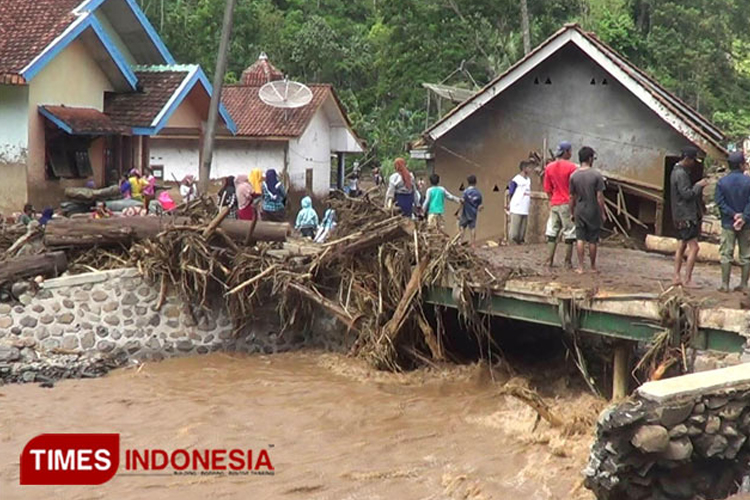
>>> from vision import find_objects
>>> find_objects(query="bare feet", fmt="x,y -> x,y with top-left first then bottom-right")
683,281 -> 701,289
590,267 -> 600,274
575,267 -> 585,275
672,276 -> 683,287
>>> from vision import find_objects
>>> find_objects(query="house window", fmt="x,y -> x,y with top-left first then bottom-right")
150,165 -> 164,180
46,136 -> 93,179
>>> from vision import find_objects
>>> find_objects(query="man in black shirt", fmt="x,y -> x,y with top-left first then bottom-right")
670,147 -> 708,288
569,147 -> 606,273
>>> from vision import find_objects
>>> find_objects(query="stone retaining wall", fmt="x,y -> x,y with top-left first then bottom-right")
0,269 -> 346,379
585,364 -> 750,500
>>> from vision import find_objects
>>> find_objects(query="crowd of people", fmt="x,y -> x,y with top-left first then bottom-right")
11,145 -> 750,293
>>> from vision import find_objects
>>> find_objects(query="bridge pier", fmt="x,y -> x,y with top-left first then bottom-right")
612,341 -> 631,400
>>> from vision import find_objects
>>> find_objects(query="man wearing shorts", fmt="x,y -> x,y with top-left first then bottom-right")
569,147 -> 606,274
670,147 -> 708,288
543,141 -> 577,268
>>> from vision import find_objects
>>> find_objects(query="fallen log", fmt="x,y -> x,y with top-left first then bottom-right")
0,252 -> 68,285
645,234 -> 737,263
64,185 -> 121,202
44,217 -> 289,248
330,218 -> 414,257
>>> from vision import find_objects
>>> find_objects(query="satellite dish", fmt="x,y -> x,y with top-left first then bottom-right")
259,79 -> 313,109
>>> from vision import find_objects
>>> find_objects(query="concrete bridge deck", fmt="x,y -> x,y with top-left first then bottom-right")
425,244 -> 750,355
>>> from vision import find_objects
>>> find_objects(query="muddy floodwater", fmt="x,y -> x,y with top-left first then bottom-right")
0,352 -> 598,499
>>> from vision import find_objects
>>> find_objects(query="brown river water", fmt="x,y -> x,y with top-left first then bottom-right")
0,352 -> 598,499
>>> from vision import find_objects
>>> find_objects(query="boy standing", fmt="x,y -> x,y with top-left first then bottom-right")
507,161 -> 533,244
422,173 -> 461,230
543,141 -> 578,268
569,147 -> 606,274
670,147 -> 708,288
715,151 -> 750,292
459,175 -> 483,246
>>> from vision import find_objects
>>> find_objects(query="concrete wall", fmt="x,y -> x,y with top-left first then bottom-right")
289,108 -> 333,198
433,44 -> 696,242
0,84 -> 30,214
585,364 -> 750,500
0,269 -> 347,376
152,138 -> 287,182
27,39 -> 115,209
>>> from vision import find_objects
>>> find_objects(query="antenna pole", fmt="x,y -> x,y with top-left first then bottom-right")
199,0 -> 237,194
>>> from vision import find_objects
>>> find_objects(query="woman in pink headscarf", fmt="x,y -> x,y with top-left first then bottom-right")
235,175 -> 258,221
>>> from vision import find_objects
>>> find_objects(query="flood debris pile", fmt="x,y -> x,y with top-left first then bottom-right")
132,192 -> 520,371
585,386 -> 750,500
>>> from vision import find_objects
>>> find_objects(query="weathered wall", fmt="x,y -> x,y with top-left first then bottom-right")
585,364 -> 750,500
0,84 -> 29,214
152,137 -> 287,183
290,107 -> 333,198
27,39 -> 115,209
434,44 -> 696,242
0,269 -> 347,371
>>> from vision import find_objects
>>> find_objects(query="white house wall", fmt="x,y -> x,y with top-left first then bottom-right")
151,138 -> 286,182
0,84 -> 29,212
289,108 -> 332,198
150,138 -> 199,182
330,126 -> 363,153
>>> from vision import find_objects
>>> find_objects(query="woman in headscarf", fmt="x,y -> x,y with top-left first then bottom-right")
235,175 -> 258,221
385,158 -> 419,217
249,168 -> 263,195
261,169 -> 287,222
217,175 -> 238,219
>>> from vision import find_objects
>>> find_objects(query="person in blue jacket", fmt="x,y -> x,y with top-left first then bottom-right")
295,196 -> 319,239
716,151 -> 750,292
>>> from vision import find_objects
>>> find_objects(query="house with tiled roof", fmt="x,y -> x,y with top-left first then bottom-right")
0,0 -> 235,212
150,53 -> 364,199
416,24 -> 728,242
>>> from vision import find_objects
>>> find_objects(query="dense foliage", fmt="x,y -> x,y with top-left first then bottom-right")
138,0 -> 750,165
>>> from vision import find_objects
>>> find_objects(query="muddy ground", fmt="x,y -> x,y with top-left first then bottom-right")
479,244 -> 742,308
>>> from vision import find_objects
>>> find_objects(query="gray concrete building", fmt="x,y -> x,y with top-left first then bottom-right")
417,24 -> 727,242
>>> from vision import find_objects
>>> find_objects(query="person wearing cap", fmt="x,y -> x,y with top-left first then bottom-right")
715,151 -> 750,292
543,141 -> 578,268
670,146 -> 708,288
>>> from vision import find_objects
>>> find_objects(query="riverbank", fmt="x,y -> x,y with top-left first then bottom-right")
0,351 -> 600,500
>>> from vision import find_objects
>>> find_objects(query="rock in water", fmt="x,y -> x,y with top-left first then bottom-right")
631,425 -> 669,453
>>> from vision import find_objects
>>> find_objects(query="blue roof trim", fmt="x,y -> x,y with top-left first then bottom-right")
132,127 -> 156,135
22,16 -> 137,90
195,67 -> 238,135
146,67 -> 238,136
38,107 -> 74,134
89,18 -> 138,89
78,0 -> 175,65
22,18 -> 89,81
122,0 -> 175,64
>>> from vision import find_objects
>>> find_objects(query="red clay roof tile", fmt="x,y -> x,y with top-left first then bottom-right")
222,84 -> 331,138
40,105 -> 126,135
104,69 -> 189,128
0,0 -> 80,78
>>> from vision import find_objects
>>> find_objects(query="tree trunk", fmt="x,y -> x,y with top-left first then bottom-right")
64,185 -> 121,202
520,0 -> 531,55
0,252 -> 68,285
645,234 -> 730,263
44,217 -> 289,248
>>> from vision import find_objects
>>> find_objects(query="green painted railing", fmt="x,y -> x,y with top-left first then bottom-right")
424,287 -> 745,353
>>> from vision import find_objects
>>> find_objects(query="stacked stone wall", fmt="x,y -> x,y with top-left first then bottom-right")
0,268 -> 347,383
585,365 -> 750,500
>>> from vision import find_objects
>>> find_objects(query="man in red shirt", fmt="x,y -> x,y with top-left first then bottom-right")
543,141 -> 578,268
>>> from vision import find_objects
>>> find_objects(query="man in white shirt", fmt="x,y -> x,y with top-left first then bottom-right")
507,161 -> 533,244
